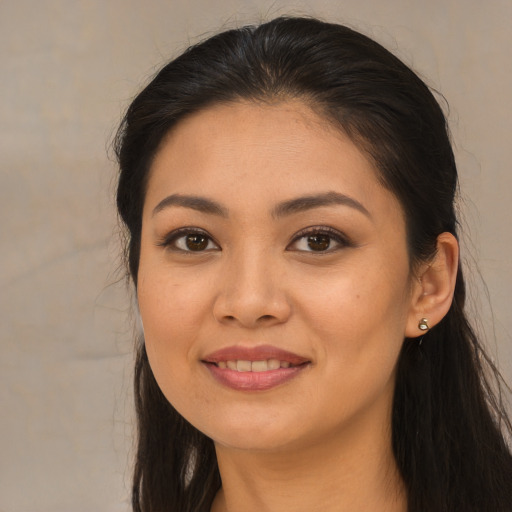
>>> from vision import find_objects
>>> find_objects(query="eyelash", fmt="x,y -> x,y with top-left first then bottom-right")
157,227 -> 219,253
157,226 -> 352,254
288,226 -> 352,253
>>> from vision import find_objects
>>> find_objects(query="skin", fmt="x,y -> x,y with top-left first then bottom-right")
137,100 -> 458,512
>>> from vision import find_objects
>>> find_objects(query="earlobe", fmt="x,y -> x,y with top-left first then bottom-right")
405,232 -> 459,338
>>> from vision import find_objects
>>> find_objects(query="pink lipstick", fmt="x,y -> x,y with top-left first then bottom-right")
202,345 -> 310,391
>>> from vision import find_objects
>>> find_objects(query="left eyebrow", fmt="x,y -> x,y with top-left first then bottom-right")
271,191 -> 371,219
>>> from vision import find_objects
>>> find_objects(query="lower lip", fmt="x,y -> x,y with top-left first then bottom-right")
204,363 -> 308,391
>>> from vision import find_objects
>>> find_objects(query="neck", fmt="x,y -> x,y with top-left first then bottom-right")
210,408 -> 406,512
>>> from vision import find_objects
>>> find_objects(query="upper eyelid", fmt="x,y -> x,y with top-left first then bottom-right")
157,227 -> 220,249
286,226 -> 352,252
289,226 -> 349,242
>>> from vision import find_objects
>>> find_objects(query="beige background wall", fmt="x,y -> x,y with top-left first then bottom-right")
1,1 -> 510,510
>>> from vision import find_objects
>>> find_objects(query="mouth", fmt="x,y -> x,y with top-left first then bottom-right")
202,345 -> 311,391
212,359 -> 301,371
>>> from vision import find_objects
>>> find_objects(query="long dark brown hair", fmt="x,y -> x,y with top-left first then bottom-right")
115,16 -> 512,512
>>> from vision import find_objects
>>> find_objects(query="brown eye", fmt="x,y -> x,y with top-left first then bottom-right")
160,229 -> 219,252
185,234 -> 209,251
307,234 -> 331,251
287,227 -> 350,253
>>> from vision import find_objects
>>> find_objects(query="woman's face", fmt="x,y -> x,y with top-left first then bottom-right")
137,101 -> 420,452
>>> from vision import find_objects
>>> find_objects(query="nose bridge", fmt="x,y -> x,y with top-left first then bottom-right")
213,242 -> 290,327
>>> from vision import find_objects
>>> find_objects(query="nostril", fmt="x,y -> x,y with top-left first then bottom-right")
213,294 -> 291,327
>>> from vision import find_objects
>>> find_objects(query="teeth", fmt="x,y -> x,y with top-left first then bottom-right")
236,360 -> 252,372
268,358 -> 280,370
216,359 -> 296,372
251,360 -> 268,372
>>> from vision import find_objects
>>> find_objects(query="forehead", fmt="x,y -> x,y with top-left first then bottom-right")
144,100 -> 402,222
153,100 -> 342,172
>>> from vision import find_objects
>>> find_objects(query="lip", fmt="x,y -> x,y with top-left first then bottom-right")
203,345 -> 309,365
202,345 -> 311,391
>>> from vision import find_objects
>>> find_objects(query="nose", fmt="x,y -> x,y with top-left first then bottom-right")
212,250 -> 292,328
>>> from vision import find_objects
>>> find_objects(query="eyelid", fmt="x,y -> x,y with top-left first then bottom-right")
157,227 -> 220,252
287,225 -> 352,252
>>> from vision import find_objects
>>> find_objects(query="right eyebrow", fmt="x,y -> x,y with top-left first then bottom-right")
152,194 -> 229,218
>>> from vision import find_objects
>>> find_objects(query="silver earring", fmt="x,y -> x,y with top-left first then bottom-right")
418,318 -> 429,331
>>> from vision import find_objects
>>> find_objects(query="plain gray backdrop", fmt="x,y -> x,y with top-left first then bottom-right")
1,1 -> 511,510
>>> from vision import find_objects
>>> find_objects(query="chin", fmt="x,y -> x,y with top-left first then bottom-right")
213,429 -> 300,453
194,411 -> 305,452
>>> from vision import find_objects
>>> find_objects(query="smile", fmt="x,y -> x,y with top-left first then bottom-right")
216,359 -> 296,371
202,345 -> 310,391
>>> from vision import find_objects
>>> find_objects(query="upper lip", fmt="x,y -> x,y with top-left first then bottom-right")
202,345 -> 310,365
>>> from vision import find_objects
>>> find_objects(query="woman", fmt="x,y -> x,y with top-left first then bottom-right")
115,16 -> 512,512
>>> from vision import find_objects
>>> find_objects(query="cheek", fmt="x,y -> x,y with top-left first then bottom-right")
292,255 -> 411,369
138,265 -> 210,340
295,256 -> 410,325
293,266 -> 410,417
136,267 -> 213,403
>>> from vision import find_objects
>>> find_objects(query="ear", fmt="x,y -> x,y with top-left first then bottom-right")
405,232 -> 459,338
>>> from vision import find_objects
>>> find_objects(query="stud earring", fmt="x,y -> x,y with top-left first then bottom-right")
418,318 -> 429,331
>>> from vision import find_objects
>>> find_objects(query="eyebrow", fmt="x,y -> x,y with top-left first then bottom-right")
152,194 -> 229,217
152,191 -> 371,219
271,191 -> 371,219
